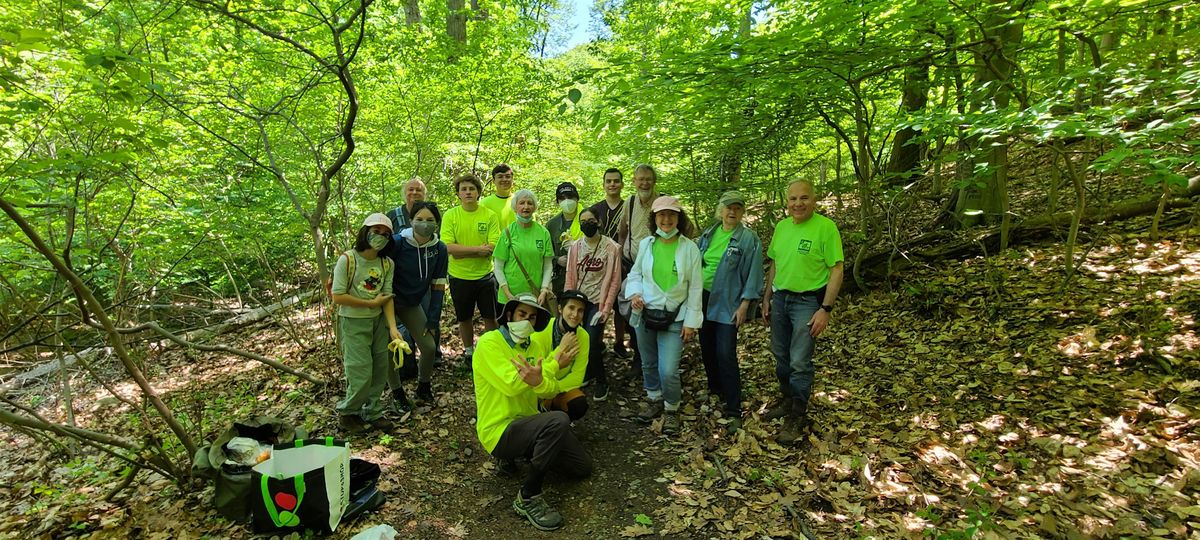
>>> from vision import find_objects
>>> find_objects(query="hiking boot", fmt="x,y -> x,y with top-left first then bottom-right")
776,398 -> 809,445
338,414 -> 370,434
592,382 -> 610,402
636,400 -> 664,423
613,344 -> 631,359
368,416 -> 394,432
763,398 -> 791,421
392,389 -> 414,414
496,458 -> 519,478
662,412 -> 681,435
416,381 -> 434,404
513,491 -> 564,531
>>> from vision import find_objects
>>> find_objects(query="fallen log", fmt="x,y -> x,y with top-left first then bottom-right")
2,291 -> 323,390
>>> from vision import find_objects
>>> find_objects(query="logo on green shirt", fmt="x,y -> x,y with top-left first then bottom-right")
797,239 -> 813,254
476,222 -> 488,233
536,239 -> 545,251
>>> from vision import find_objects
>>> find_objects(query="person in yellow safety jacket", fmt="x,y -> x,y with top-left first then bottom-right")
472,294 -> 593,531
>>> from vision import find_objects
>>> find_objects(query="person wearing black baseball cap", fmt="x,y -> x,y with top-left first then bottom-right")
532,290 -> 592,421
545,182 -> 584,310
472,293 -> 592,531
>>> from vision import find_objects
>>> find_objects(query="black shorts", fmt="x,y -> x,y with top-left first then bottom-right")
449,276 -> 497,322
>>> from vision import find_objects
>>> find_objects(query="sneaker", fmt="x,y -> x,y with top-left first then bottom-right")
581,377 -> 594,388
513,491 -> 564,531
662,412 -> 681,435
368,416 -> 394,431
592,382 -> 610,402
496,458 -> 519,478
416,381 -> 434,404
636,400 -> 664,423
338,415 -> 369,434
613,345 -> 631,359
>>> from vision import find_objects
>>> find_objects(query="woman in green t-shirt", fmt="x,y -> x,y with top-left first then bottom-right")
494,189 -> 555,308
623,196 -> 704,436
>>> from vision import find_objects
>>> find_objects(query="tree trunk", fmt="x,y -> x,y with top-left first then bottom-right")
955,0 -> 1024,236
447,0 -> 466,42
885,54 -> 930,186
404,0 -> 420,24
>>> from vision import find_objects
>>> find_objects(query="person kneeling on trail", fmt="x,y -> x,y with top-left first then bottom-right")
472,294 -> 593,531
532,289 -> 591,421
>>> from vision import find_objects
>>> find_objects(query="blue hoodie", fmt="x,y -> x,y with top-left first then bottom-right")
384,228 -> 448,323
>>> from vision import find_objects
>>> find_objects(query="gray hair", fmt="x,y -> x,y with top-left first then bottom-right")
511,188 -> 538,210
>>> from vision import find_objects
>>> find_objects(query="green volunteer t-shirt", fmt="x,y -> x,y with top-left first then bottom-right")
702,226 -> 734,290
441,205 -> 501,280
331,250 -> 392,319
651,238 -> 680,292
481,194 -> 516,229
767,213 -> 844,293
494,222 -> 553,302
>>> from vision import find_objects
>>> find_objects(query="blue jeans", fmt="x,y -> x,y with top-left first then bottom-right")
769,291 -> 819,402
700,291 -> 741,416
636,320 -> 684,409
582,304 -> 606,384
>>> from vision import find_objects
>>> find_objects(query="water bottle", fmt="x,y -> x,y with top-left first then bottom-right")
628,306 -> 643,328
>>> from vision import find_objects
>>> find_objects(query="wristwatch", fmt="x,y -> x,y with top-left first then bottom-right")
820,304 -> 833,313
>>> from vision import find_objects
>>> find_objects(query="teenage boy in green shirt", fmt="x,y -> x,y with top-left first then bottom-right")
481,164 -> 517,229
761,180 -> 844,445
442,174 -> 501,364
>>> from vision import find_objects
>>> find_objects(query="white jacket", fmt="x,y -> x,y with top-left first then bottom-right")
624,235 -> 704,329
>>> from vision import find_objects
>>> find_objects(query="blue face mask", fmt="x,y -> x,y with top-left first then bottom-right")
515,214 -> 533,224
656,228 -> 678,239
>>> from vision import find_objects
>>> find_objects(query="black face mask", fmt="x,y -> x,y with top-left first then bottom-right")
580,221 -> 600,237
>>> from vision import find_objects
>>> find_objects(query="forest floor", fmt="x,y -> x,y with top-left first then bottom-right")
1,205 -> 1199,539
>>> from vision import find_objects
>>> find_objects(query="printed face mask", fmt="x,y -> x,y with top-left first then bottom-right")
369,233 -> 389,250
559,199 -> 578,215
580,221 -> 600,237
412,221 -> 437,238
656,228 -> 678,239
508,319 -> 534,342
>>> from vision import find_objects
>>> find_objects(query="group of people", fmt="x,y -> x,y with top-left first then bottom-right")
328,165 -> 844,530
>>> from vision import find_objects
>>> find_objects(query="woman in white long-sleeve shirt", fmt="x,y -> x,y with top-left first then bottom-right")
624,196 -> 703,436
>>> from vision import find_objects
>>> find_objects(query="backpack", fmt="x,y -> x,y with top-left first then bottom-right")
325,250 -> 357,299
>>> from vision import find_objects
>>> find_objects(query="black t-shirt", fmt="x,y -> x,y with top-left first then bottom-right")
588,198 -> 625,242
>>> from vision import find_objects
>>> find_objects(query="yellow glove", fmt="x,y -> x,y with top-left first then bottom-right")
388,339 -> 410,368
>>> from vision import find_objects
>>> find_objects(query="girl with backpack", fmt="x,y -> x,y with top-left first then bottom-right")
331,213 -> 402,434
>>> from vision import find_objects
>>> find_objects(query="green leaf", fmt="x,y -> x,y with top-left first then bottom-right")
634,513 -> 653,526
567,88 -> 582,104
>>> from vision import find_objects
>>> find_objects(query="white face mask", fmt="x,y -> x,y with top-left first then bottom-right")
508,319 -> 534,343
559,199 -> 578,215
656,228 -> 678,239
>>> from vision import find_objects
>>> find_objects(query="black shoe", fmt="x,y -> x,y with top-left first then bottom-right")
339,415 -> 370,434
592,382 -> 610,402
368,416 -> 394,432
392,389 -> 414,414
763,398 -> 791,421
416,381 -> 434,403
496,458 -> 518,478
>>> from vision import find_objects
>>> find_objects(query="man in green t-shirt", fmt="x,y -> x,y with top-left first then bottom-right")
762,180 -> 844,445
442,174 -> 502,364
481,164 -> 517,229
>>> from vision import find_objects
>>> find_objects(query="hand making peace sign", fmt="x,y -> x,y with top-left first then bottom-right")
509,353 -> 544,387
